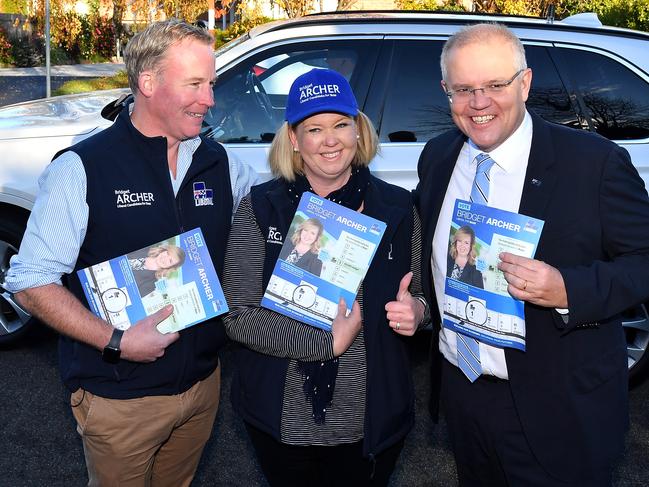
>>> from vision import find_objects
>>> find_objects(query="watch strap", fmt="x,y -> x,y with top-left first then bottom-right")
107,328 -> 124,350
102,328 -> 124,363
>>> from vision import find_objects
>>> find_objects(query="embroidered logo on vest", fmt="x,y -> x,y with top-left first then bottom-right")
267,226 -> 283,245
115,189 -> 154,208
193,182 -> 214,206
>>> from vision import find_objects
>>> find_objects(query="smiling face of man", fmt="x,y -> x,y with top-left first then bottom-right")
134,38 -> 216,147
442,35 -> 532,152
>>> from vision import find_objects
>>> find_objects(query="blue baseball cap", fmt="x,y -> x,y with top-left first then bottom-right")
285,68 -> 359,125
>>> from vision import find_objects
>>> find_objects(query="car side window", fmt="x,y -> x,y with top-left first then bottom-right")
377,40 -> 453,143
375,41 -> 583,144
524,45 -> 581,130
203,40 -> 378,144
554,47 -> 649,140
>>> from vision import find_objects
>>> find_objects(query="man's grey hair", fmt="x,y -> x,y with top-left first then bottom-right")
440,23 -> 527,82
125,19 -> 214,94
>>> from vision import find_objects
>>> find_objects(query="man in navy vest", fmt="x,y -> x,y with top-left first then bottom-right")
5,20 -> 256,486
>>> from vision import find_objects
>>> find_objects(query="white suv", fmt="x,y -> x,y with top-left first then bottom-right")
1,11 -> 648,383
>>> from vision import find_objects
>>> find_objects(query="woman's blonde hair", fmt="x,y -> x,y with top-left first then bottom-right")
268,111 -> 379,181
147,244 -> 186,278
449,226 -> 478,266
291,218 -> 324,253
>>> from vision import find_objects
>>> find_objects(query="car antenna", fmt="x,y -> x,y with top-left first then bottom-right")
545,3 -> 556,24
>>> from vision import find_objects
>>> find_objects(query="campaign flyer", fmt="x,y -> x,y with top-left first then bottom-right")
77,228 -> 228,334
443,200 -> 544,351
261,192 -> 386,331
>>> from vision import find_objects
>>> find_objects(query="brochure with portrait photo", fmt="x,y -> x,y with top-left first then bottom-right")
443,199 -> 544,351
262,192 -> 386,331
77,228 -> 228,334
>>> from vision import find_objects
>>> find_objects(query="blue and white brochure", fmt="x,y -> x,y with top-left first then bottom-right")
78,228 -> 228,334
262,192 -> 386,331
443,200 -> 544,351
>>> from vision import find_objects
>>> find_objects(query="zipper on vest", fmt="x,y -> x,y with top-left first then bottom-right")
175,195 -> 184,233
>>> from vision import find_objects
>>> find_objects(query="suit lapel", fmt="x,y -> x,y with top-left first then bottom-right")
418,131 -> 465,307
518,114 -> 558,220
421,132 -> 466,254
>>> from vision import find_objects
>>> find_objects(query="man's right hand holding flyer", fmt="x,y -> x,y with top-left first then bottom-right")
498,253 -> 568,308
121,305 -> 179,363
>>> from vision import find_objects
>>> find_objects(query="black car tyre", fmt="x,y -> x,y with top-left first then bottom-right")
625,303 -> 649,387
0,209 -> 33,345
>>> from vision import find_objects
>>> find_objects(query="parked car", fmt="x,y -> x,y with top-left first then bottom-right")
1,11 -> 648,384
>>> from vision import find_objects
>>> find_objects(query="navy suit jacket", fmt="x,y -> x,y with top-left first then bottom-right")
415,112 -> 649,481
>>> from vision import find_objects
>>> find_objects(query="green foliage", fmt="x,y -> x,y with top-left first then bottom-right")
161,0 -> 208,24
213,16 -> 274,49
49,44 -> 74,65
92,15 -> 117,59
0,27 -> 12,65
396,0 -> 466,10
470,0 -> 649,30
25,0 -> 117,62
471,0 -> 573,16
10,32 -> 44,67
570,0 -> 649,32
53,70 -> 129,96
1,0 -> 28,14
49,10 -> 116,62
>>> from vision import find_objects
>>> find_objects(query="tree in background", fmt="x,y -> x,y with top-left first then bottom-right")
26,0 -> 117,62
1,0 -> 28,14
395,0 -> 465,10
337,0 -> 359,10
276,0 -> 312,18
160,0 -> 208,22
394,0 -> 649,31
214,0 -> 272,48
0,26 -> 13,65
567,0 -> 649,31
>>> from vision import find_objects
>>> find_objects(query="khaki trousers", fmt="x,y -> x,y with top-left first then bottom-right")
71,366 -> 220,487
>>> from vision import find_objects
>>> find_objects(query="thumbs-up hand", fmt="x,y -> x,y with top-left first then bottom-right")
384,272 -> 423,336
120,305 -> 180,362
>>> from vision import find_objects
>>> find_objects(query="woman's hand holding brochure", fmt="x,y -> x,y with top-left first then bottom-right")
331,299 -> 362,357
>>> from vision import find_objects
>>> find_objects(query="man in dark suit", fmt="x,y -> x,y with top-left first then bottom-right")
415,23 -> 649,486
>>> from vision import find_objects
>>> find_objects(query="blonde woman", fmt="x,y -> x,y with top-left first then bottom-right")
223,69 -> 429,486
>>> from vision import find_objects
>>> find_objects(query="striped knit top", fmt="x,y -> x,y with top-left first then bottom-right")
223,196 -> 423,445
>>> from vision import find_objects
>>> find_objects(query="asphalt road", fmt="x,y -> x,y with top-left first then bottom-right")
1,322 -> 648,487
0,76 -> 79,107
0,63 -> 125,107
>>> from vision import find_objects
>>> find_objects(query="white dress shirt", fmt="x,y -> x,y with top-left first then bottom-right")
432,110 -> 533,379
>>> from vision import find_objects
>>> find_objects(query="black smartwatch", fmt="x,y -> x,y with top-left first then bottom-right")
102,328 -> 124,364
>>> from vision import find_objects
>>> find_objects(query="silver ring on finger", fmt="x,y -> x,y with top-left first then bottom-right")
396,322 -> 401,330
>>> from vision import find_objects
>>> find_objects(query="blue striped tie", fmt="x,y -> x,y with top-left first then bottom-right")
470,153 -> 497,205
456,153 -> 496,382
